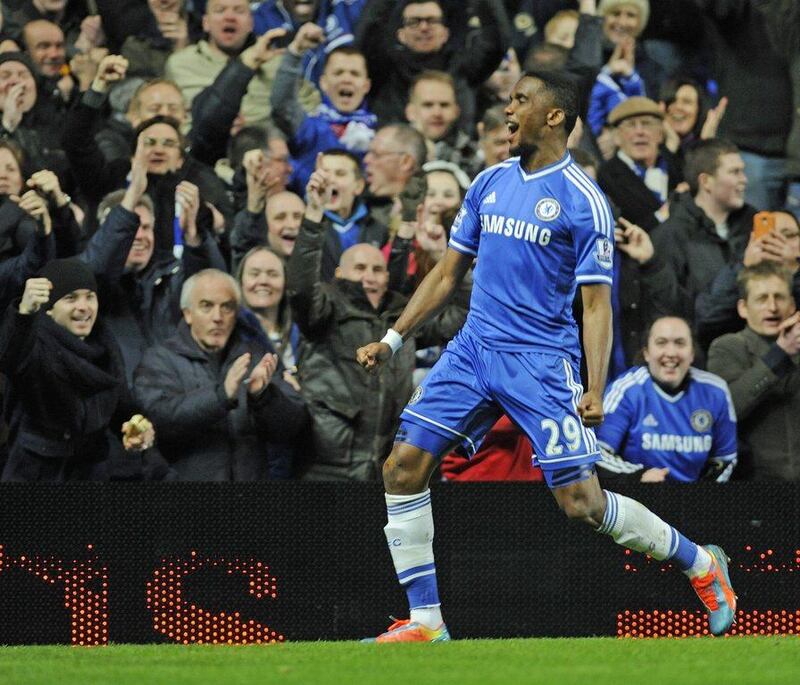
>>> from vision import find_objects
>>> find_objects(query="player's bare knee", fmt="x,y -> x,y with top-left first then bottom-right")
383,444 -> 432,494
556,488 -> 606,527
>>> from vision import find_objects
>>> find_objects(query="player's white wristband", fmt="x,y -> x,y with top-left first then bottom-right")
381,328 -> 404,356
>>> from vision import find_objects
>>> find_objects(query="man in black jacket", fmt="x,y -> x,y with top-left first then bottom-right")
0,257 -> 172,481
134,268 -> 309,481
286,166 -> 466,481
643,138 -> 756,330
63,54 -> 232,238
355,0 -> 511,127
82,145 -> 227,385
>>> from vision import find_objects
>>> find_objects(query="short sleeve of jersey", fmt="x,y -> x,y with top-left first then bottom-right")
711,385 -> 737,461
596,376 -> 635,454
448,181 -> 482,256
567,172 -> 615,287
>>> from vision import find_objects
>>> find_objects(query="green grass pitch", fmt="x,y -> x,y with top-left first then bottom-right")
0,638 -> 797,685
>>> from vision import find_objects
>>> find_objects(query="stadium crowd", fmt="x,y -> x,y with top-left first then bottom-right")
0,0 -> 797,483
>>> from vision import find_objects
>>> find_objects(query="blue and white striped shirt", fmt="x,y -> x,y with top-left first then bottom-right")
449,152 -> 615,361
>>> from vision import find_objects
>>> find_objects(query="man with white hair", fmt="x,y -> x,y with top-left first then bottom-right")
134,268 -> 309,480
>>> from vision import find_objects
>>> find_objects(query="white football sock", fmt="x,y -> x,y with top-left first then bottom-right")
384,490 -> 443,629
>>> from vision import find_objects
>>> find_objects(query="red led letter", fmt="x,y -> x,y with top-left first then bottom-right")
146,551 -> 284,644
0,544 -> 109,646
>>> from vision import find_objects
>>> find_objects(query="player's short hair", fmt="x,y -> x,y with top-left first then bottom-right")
380,123 -> 427,170
521,69 -> 579,135
683,138 -> 740,196
736,261 -> 793,300
96,189 -> 155,224
320,148 -> 364,179
409,69 -> 456,102
180,269 -> 242,311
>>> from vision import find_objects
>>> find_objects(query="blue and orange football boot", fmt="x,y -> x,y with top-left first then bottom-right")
362,618 -> 451,643
690,544 -> 737,636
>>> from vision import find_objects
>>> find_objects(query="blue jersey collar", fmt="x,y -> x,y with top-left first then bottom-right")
515,151 -> 572,182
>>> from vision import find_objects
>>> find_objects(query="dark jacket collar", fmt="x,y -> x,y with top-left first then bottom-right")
670,192 -> 754,241
333,278 -> 407,317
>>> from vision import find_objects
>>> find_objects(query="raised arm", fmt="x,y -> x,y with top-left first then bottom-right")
62,55 -> 131,203
189,30 -> 287,166
271,24 -> 325,139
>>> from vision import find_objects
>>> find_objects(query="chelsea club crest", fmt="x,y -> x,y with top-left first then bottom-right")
691,409 -> 712,432
535,198 -> 561,221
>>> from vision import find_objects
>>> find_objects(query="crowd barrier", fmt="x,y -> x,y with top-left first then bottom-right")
0,482 -> 797,644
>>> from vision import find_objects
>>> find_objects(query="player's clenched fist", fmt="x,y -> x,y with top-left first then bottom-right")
356,342 -> 392,374
577,389 -> 604,427
19,277 -> 52,315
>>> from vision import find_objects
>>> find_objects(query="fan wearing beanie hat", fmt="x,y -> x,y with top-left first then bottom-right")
19,258 -> 99,340
3,257 -> 169,481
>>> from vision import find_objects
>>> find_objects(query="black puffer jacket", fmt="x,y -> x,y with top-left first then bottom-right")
287,217 -> 467,481
133,321 -> 309,481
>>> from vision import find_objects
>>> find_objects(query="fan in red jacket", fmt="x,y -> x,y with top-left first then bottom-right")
440,415 -> 544,481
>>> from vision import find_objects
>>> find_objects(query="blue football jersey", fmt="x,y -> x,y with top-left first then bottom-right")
448,152 -> 615,361
597,367 -> 738,482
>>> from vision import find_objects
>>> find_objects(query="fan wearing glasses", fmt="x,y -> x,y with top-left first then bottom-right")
355,0 -> 511,126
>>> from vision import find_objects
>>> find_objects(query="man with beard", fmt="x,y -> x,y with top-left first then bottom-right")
355,70 -> 737,642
